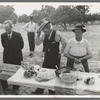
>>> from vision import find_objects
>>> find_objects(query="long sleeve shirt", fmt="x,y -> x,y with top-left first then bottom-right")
23,22 -> 37,33
35,30 -> 67,54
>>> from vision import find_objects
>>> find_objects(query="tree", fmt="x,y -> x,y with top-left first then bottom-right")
75,5 -> 89,23
31,5 -> 56,24
54,5 -> 72,30
0,5 -> 17,23
18,14 -> 29,23
32,9 -> 44,23
9,13 -> 18,25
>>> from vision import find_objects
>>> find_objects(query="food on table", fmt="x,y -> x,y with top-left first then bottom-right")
59,73 -> 77,84
84,77 -> 95,85
76,76 -> 83,81
35,76 -> 49,82
55,66 -> 71,76
35,69 -> 56,82
23,70 -> 36,78
21,61 -> 29,70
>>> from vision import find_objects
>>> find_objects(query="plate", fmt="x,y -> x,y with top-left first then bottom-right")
22,74 -> 36,79
22,71 -> 36,79
36,69 -> 56,80
35,76 -> 49,82
59,73 -> 77,84
84,77 -> 95,85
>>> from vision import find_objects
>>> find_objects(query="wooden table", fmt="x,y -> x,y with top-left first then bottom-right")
0,63 -> 20,94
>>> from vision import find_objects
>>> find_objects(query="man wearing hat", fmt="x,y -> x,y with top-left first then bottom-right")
33,19 -> 67,95
64,24 -> 92,72
24,15 -> 37,57
1,20 -> 24,94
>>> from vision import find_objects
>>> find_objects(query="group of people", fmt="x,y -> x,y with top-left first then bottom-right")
0,15 -> 92,95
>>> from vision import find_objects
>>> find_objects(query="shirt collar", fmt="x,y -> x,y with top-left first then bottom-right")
7,31 -> 13,37
48,29 -> 53,40
73,37 -> 85,44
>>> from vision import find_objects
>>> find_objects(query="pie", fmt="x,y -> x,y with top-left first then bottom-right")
35,69 -> 56,82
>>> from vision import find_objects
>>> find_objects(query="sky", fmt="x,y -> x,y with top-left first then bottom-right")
0,2 -> 100,16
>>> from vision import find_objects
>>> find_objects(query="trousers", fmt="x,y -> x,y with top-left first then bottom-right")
27,32 -> 35,52
67,55 -> 89,72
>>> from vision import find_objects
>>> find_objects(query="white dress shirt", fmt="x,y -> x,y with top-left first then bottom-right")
24,22 -> 37,33
7,31 -> 13,40
64,38 -> 92,56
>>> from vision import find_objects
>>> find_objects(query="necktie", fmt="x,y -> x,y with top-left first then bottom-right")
8,34 -> 10,40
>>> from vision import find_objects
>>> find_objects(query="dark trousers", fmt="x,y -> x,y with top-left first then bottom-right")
67,55 -> 89,72
27,32 -> 35,52
34,88 -> 55,95
42,52 -> 60,69
34,52 -> 60,94
1,81 -> 19,91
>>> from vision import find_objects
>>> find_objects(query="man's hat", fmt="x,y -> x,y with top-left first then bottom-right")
38,19 -> 50,32
72,24 -> 86,33
30,15 -> 33,20
3,20 -> 13,27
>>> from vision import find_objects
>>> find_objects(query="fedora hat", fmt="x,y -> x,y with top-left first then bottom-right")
30,15 -> 33,20
72,24 -> 86,33
38,19 -> 50,32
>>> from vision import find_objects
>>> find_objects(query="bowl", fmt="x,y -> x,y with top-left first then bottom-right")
59,73 -> 77,84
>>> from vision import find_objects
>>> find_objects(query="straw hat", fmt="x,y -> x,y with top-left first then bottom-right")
72,24 -> 86,33
38,19 -> 50,31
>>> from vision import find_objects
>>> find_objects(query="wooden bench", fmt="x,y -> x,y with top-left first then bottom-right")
0,63 -> 20,94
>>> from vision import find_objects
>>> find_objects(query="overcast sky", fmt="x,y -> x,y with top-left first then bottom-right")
0,2 -> 100,16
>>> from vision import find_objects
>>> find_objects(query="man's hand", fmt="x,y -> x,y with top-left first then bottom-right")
37,29 -> 41,37
74,58 -> 81,64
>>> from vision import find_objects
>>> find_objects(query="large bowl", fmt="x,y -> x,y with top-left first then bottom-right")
59,73 -> 77,84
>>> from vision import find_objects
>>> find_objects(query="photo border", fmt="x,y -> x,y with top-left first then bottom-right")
0,0 -> 100,100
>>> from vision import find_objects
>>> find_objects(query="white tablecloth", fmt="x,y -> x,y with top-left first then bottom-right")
7,67 -> 100,95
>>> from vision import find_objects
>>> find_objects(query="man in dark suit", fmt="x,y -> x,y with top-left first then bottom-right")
1,20 -> 24,94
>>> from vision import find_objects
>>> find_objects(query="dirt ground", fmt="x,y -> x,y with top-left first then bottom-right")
0,24 -> 100,95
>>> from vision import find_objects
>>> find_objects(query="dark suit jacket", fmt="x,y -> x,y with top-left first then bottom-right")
1,31 -> 24,65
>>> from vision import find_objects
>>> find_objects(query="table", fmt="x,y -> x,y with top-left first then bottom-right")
7,66 -> 100,95
0,63 -> 20,94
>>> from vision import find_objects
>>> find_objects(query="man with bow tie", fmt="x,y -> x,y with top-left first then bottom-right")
1,20 -> 24,94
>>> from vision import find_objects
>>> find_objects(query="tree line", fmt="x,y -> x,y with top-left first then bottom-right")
0,5 -> 100,30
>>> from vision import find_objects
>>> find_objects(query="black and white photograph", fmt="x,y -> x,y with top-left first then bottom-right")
0,2 -> 99,97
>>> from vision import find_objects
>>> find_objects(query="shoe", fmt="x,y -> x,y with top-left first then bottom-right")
31,91 -> 43,95
11,89 -> 19,95
31,88 -> 44,95
48,90 -> 55,95
12,91 -> 18,95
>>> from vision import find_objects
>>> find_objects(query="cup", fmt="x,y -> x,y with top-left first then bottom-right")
21,61 -> 30,70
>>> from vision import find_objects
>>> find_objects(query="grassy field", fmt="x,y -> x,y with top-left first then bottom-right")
0,24 -> 100,95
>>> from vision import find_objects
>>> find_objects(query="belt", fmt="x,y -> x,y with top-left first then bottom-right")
29,32 -> 34,33
70,54 -> 86,59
